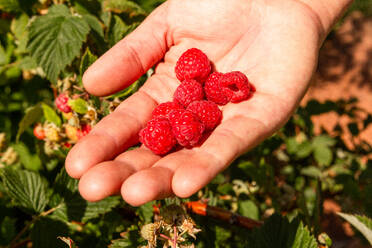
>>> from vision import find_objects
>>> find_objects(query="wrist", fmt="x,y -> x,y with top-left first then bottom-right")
299,0 -> 354,40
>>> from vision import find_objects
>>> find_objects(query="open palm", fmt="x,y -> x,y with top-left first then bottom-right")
66,0 -> 326,206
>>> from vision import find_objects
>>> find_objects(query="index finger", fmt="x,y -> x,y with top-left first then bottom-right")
83,4 -> 169,96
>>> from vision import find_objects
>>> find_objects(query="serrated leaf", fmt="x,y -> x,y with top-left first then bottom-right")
16,104 -> 43,141
82,14 -> 104,38
51,195 -> 121,222
291,222 -> 318,248
80,47 -> 97,76
68,98 -> 88,114
41,103 -> 61,126
0,168 -> 48,213
136,201 -> 154,223
314,146 -> 333,166
108,15 -> 128,47
54,167 -> 79,196
103,0 -> 146,16
12,143 -> 42,171
49,167 -> 79,207
338,213 -> 372,245
238,199 -> 259,220
245,214 -> 317,248
31,217 -> 69,248
27,4 -> 90,82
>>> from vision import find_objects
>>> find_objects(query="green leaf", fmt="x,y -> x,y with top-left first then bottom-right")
18,56 -> 38,70
68,98 -> 88,114
245,214 -> 317,248
0,0 -> 21,12
285,137 -> 299,155
80,47 -> 97,76
238,199 -> 259,220
11,13 -> 29,53
313,146 -> 333,166
215,225 -> 232,247
312,135 -> 336,147
0,216 -> 16,244
41,103 -> 61,126
296,141 -> 313,159
108,15 -> 128,46
103,0 -> 146,16
136,201 -> 154,223
51,195 -> 121,222
300,166 -> 322,178
0,42 -> 6,65
0,168 -> 48,213
109,228 -> 141,248
27,4 -> 90,82
82,14 -> 104,38
49,167 -> 79,207
16,104 -> 43,141
12,143 -> 42,171
291,222 -> 318,248
31,217 -> 69,248
338,213 -> 372,245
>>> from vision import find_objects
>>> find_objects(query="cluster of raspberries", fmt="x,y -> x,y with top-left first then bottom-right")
139,48 -> 255,155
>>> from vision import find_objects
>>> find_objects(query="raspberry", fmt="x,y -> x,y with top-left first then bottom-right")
187,100 -> 222,131
220,71 -> 252,103
152,101 -> 183,118
33,124 -> 45,140
174,79 -> 204,107
175,48 -> 211,83
45,126 -> 60,142
76,124 -> 92,140
139,117 -> 177,155
168,109 -> 205,147
204,72 -> 229,105
55,93 -> 72,113
65,124 -> 78,142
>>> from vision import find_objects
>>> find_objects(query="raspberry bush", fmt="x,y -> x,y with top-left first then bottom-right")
0,0 -> 371,248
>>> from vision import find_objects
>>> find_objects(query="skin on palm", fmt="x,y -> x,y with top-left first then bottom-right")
65,0 -> 353,206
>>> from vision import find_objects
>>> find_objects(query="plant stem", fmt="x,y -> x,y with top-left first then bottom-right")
173,225 -> 178,248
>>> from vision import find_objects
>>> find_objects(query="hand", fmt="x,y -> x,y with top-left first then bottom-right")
65,0 -> 346,206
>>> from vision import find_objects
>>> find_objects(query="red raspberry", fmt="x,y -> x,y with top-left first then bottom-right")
174,79 -> 204,107
204,72 -> 229,105
175,48 -> 211,83
33,124 -> 45,140
168,109 -> 205,147
77,124 -> 91,140
220,71 -> 252,103
55,93 -> 72,113
139,117 -> 176,155
187,100 -> 222,131
152,101 -> 183,118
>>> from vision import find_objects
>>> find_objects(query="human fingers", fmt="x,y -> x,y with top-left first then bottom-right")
82,3 -> 170,96
78,147 -> 160,201
65,90 -> 157,178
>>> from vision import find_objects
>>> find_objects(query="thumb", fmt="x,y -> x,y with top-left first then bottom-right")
83,4 -> 169,96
